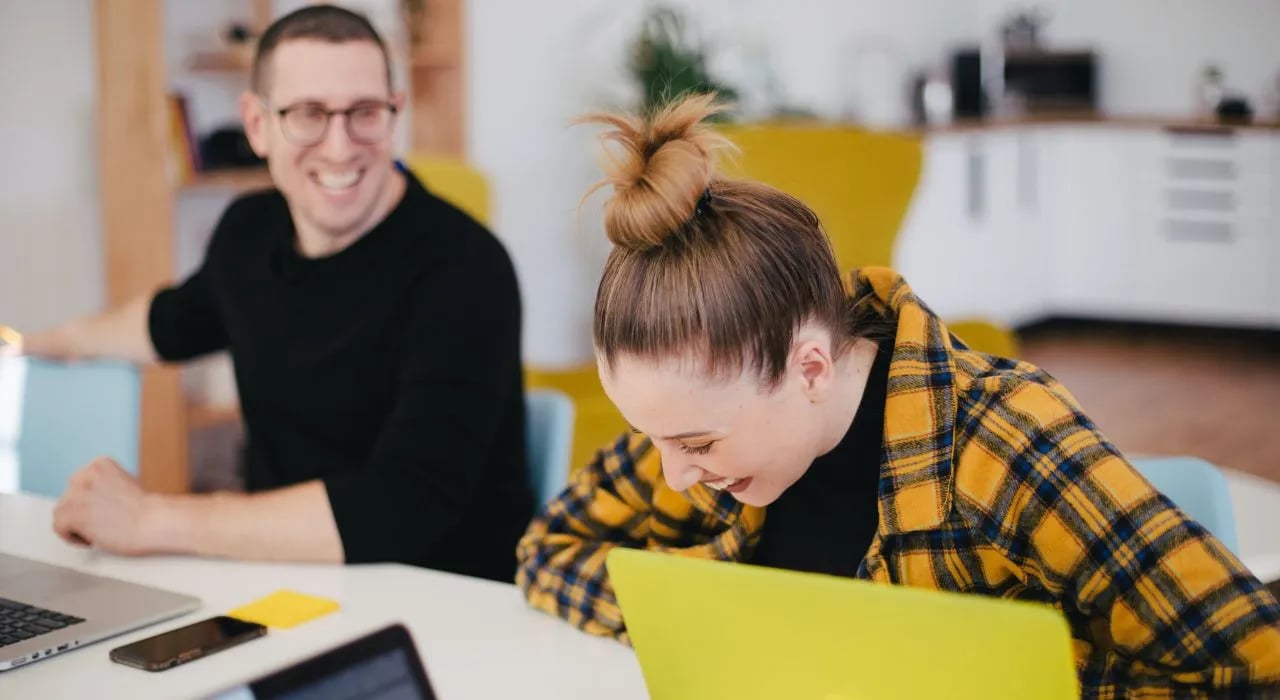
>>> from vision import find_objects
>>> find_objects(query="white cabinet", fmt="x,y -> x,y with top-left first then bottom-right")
895,133 -> 979,317
1271,136 -> 1280,325
1126,128 -> 1275,326
983,128 -> 1050,326
898,124 -> 1279,330
895,129 -> 1049,327
1042,126 -> 1140,317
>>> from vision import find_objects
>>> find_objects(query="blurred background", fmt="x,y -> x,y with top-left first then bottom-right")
1,0 -> 1277,494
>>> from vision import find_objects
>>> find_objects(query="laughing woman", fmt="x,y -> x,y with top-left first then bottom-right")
516,94 -> 1280,697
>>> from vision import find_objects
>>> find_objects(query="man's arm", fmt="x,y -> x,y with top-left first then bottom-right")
17,197 -> 240,365
150,482 -> 343,562
14,293 -> 159,364
52,458 -> 342,562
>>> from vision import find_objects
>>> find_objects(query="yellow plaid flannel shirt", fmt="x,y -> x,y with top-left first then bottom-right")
516,268 -> 1280,698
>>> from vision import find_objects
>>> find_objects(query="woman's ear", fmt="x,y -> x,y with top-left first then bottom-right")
791,328 -> 836,403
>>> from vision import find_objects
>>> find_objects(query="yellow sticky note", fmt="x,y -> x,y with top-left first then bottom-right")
228,590 -> 340,629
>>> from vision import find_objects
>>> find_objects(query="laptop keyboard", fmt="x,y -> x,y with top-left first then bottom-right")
0,598 -> 84,648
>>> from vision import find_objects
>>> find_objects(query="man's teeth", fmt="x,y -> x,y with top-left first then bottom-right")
317,171 -> 359,190
705,477 -> 742,491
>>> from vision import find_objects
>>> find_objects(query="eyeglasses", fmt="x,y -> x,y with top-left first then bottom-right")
263,99 -> 398,147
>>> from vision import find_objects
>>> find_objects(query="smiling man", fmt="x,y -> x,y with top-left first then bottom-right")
16,5 -> 533,581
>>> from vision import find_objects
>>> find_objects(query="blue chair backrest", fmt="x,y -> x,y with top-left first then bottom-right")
2,358 -> 140,498
1131,456 -> 1239,554
525,389 -> 574,506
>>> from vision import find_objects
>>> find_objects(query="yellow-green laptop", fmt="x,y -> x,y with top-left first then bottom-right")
606,548 -> 1078,700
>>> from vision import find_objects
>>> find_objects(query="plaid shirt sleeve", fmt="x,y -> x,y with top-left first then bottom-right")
963,378 -> 1280,697
515,433 -> 659,641
516,432 -> 764,643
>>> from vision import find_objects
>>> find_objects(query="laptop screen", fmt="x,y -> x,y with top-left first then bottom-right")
210,625 -> 436,700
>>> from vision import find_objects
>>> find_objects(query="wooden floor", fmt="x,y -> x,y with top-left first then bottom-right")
1019,321 -> 1280,484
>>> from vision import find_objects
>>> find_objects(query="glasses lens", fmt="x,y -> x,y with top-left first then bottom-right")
347,104 -> 394,144
281,104 -> 329,145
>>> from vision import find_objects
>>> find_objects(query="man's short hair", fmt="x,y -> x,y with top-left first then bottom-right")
251,4 -> 392,95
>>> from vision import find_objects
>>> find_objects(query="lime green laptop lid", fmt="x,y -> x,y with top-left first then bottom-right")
606,548 -> 1078,700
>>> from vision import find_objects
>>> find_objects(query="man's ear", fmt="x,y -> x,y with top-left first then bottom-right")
239,91 -> 270,158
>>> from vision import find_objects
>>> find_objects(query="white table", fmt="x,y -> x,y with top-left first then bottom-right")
3,469 -> 1279,699
1223,469 -> 1280,581
0,492 -> 648,699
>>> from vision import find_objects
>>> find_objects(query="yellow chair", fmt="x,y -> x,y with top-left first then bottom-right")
402,154 -> 492,226
718,123 -> 922,275
719,122 -> 1020,358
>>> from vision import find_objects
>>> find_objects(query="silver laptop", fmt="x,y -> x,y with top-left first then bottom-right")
0,552 -> 200,671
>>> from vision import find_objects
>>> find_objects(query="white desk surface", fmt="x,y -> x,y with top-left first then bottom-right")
2,469 -> 1279,698
0,492 -> 648,699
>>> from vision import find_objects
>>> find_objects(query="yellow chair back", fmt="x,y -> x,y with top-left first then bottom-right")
717,123 -> 923,270
403,155 -> 492,226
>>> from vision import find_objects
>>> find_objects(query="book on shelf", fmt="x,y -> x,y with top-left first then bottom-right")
165,92 -> 202,185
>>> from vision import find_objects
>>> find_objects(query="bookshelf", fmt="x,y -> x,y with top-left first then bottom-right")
95,0 -> 467,489
187,402 -> 243,430
187,50 -> 255,74
179,167 -> 274,194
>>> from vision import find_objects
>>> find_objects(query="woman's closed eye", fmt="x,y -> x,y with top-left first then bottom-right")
680,442 -> 715,455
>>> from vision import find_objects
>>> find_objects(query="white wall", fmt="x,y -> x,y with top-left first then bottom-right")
0,1 -> 103,334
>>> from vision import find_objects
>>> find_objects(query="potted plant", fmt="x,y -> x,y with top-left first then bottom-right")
629,6 -> 738,116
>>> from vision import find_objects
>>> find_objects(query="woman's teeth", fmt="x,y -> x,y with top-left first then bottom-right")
704,476 -> 743,491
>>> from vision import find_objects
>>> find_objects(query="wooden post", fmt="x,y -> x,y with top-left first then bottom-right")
252,0 -> 273,33
408,0 -> 466,155
94,0 -> 189,493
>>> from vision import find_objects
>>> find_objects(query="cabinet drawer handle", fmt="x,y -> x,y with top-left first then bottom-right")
1167,189 -> 1234,212
1166,158 -> 1236,181
1163,125 -> 1237,145
1165,220 -> 1233,243
966,141 -> 984,221
1018,135 -> 1037,213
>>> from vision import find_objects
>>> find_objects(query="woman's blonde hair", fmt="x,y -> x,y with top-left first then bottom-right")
584,93 -> 860,387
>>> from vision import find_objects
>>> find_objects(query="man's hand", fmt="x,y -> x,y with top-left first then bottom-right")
53,458 -> 159,556
52,461 -> 343,563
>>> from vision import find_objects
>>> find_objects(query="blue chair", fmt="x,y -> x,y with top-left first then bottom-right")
525,388 -> 574,506
1131,456 -> 1239,554
2,358 -> 140,499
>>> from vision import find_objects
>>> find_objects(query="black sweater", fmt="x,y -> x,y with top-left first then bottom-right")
149,169 -> 533,581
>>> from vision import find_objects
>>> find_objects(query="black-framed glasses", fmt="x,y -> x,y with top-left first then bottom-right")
264,99 -> 399,147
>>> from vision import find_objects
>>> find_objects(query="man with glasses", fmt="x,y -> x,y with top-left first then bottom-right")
12,5 -> 533,582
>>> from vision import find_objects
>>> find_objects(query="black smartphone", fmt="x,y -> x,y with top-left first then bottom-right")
109,615 -> 267,672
